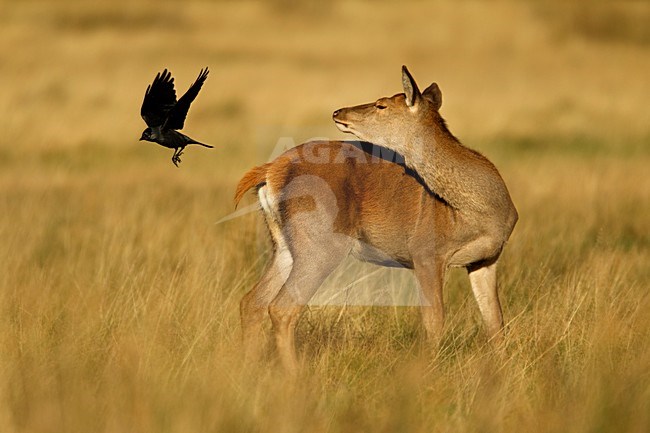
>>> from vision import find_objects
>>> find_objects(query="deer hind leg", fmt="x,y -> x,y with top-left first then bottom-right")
240,186 -> 293,360
240,244 -> 292,360
467,260 -> 504,344
414,257 -> 447,345
268,245 -> 348,373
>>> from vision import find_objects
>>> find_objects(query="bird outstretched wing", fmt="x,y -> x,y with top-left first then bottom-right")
164,68 -> 209,130
141,69 -> 177,127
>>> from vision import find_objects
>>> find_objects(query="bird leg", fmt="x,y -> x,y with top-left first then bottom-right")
172,148 -> 183,167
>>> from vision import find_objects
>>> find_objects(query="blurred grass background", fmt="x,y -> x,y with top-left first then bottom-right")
0,0 -> 649,432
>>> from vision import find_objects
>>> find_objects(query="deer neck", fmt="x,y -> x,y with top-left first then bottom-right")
400,119 -> 500,215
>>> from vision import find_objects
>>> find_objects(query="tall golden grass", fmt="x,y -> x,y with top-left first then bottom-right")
1,1 -> 649,432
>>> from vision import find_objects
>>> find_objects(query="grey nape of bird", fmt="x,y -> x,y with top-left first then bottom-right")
139,67 -> 214,167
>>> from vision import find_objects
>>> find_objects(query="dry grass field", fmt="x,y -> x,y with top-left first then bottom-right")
1,0 -> 649,432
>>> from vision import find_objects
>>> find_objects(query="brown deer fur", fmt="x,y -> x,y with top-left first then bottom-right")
236,67 -> 517,371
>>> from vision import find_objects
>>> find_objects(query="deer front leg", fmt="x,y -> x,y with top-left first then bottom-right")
468,260 -> 504,344
414,257 -> 447,345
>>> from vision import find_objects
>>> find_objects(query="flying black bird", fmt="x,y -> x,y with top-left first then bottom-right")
140,68 -> 213,166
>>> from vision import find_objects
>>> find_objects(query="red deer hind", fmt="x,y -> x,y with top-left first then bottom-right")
235,66 -> 518,371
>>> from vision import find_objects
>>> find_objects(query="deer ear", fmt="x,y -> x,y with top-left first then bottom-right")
422,82 -> 442,110
401,65 -> 421,107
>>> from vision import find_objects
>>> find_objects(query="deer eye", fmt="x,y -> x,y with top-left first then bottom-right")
375,103 -> 387,110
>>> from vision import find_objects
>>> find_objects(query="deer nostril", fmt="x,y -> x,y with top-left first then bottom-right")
333,109 -> 341,118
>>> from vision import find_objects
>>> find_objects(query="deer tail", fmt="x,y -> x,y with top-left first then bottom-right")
234,163 -> 271,208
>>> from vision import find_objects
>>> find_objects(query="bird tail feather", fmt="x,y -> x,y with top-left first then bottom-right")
191,140 -> 214,148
